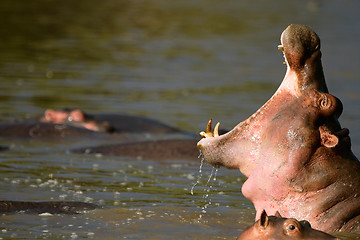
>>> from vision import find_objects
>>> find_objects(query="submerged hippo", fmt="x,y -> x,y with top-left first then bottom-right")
0,200 -> 98,214
0,109 -> 192,139
238,210 -> 338,240
0,122 -> 108,138
40,108 -> 112,132
40,108 -> 190,135
72,139 -> 200,160
197,24 -> 360,232
72,130 -> 228,160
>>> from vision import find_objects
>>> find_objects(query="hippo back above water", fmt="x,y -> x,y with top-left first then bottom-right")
238,210 -> 338,240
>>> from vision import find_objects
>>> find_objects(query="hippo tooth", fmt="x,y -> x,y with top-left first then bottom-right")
200,131 -> 208,138
278,44 -> 284,51
206,119 -> 212,133
214,122 -> 220,137
200,119 -> 217,138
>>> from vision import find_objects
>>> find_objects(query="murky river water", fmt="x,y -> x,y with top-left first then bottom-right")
0,0 -> 360,239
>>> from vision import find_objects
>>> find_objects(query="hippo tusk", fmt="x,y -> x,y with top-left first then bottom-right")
206,119 -> 212,133
278,45 -> 287,64
200,119 -> 213,138
214,122 -> 220,137
200,119 -> 220,138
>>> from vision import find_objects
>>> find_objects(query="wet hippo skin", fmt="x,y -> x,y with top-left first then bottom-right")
0,201 -> 98,214
0,110 -> 193,139
238,210 -> 338,240
40,109 -> 112,132
40,108 -> 191,135
198,24 -> 360,232
91,113 -> 190,134
72,139 -> 200,160
0,122 -> 106,138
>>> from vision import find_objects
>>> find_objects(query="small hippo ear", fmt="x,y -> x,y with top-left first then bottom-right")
70,109 -> 86,122
43,109 -> 56,121
259,210 -> 269,228
274,211 -> 282,218
319,126 -> 339,148
318,93 -> 338,117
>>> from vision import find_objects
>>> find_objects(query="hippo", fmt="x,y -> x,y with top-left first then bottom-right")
238,210 -> 338,240
72,129 -> 229,159
40,108 -> 191,135
40,108 -> 112,132
72,139 -> 200,160
0,121 -> 110,139
0,109 -> 193,139
0,200 -> 98,214
197,24 -> 360,232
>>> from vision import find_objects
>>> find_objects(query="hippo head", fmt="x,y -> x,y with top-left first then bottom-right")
198,24 -> 347,175
237,210 -> 338,240
197,24 -> 358,229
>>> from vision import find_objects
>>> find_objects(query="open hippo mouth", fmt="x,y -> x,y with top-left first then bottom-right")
197,118 -> 250,171
197,119 -> 226,168
200,119 -> 220,139
196,24 -> 360,233
197,24 -> 345,177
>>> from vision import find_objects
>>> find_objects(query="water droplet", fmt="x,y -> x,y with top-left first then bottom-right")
190,157 -> 205,195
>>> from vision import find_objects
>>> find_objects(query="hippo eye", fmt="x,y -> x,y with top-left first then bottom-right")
284,220 -> 301,235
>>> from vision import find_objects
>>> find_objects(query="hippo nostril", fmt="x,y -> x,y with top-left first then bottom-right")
212,162 -> 222,168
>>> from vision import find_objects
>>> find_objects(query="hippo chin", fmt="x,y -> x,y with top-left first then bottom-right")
238,210 -> 338,240
197,24 -> 360,233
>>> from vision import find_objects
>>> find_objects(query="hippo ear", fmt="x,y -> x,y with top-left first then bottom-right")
319,126 -> 339,148
318,93 -> 337,117
43,109 -> 56,121
70,109 -> 86,122
259,210 -> 269,228
274,211 -> 282,218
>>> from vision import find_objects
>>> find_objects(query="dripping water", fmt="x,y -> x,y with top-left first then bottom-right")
190,152 -> 205,195
191,151 -> 219,221
198,167 -> 218,220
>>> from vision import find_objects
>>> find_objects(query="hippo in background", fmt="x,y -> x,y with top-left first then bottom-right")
198,24 -> 360,232
0,109 -> 223,160
238,210 -> 338,240
40,108 -> 191,135
0,200 -> 98,215
0,112 -> 203,215
0,108 -> 194,140
40,108 -> 113,132
71,127 -> 229,160
0,121 -> 109,139
72,138 -> 201,160
50,108 -> 228,159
